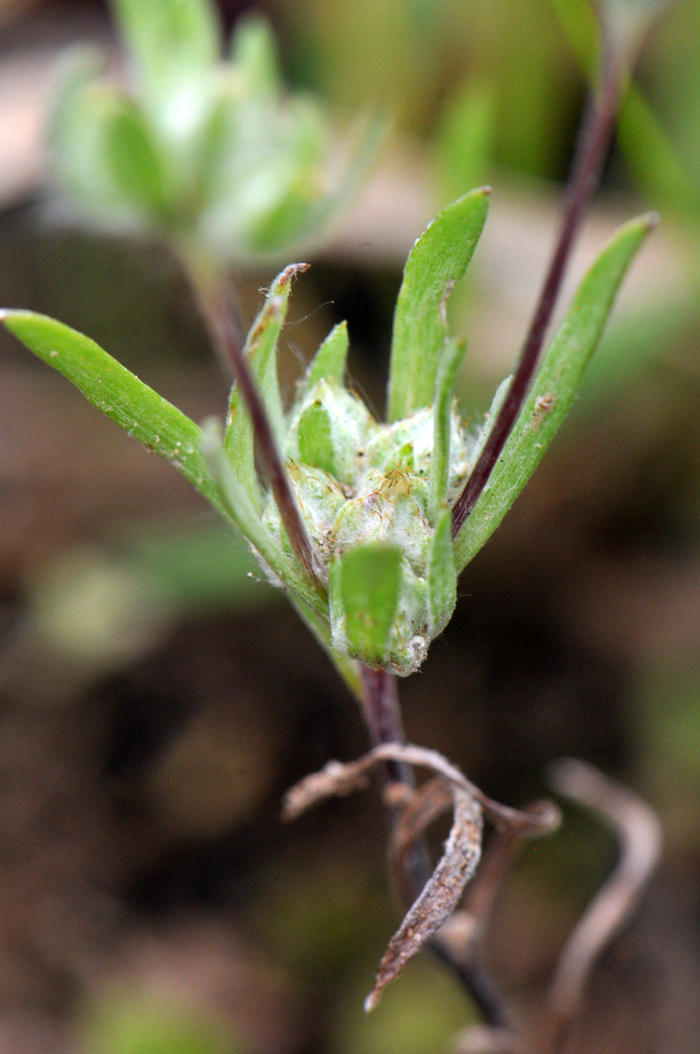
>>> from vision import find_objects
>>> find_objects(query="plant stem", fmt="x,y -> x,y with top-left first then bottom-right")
358,666 -> 511,1027
451,31 -> 623,539
188,266 -> 327,593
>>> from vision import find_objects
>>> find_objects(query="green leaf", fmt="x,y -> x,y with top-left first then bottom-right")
387,188 -> 489,421
200,420 -> 325,617
435,80 -> 495,204
126,521 -> 276,613
548,0 -> 597,70
304,322 -> 349,392
231,15 -> 281,96
112,0 -> 220,120
550,0 -> 699,219
224,264 -> 302,508
297,401 -> 336,476
427,510 -> 457,636
334,544 -> 402,666
0,311 -> 225,515
50,58 -> 157,226
103,96 -> 171,218
429,337 -> 467,520
453,213 -> 656,572
617,85 -> 700,218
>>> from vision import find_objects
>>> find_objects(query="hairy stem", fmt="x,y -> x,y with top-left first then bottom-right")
187,264 -> 327,593
451,33 -> 623,538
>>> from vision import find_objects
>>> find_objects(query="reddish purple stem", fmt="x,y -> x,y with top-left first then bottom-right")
451,41 -> 623,539
198,279 -> 327,593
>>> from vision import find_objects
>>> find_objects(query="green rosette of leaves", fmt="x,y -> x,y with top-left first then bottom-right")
50,0 -> 380,262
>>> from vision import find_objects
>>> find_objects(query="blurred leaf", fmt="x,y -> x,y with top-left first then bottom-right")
103,96 -> 172,218
51,57 -> 159,227
126,521 -> 277,612
304,321 -> 349,392
549,0 -> 597,68
224,265 -> 297,508
550,0 -> 699,218
430,336 -> 467,517
113,0 -> 220,129
334,544 -> 403,665
387,188 -> 489,421
435,80 -> 495,204
0,311 -> 224,516
274,110 -> 386,255
427,510 -> 456,636
617,85 -> 700,217
575,297 -> 695,403
454,213 -> 655,571
231,14 -> 281,96
333,954 -> 477,1054
82,993 -> 236,1054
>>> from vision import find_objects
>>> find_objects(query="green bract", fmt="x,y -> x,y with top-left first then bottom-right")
0,191 -> 653,679
50,0 -> 379,262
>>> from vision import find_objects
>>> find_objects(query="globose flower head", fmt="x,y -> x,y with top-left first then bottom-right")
208,189 -> 494,676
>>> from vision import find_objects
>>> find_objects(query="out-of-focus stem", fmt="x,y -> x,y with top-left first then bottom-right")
451,32 -> 623,538
543,758 -> 662,1053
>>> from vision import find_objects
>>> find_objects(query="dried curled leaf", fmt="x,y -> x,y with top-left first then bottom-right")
364,782 -> 482,1011
283,744 -> 485,1008
282,742 -> 561,1010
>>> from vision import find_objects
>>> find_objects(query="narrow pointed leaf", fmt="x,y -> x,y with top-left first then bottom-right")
304,321 -> 349,392
297,401 -> 336,476
429,336 -> 467,518
335,543 -> 402,666
224,264 -> 302,508
427,510 -> 457,636
0,310 -> 224,515
200,420 -> 326,617
470,373 -> 512,470
387,188 -> 489,421
453,213 -> 655,572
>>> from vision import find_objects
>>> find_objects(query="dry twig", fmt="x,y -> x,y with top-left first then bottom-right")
544,758 -> 662,1050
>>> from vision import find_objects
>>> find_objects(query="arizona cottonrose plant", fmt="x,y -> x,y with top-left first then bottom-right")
0,191 -> 653,685
0,0 -> 668,1036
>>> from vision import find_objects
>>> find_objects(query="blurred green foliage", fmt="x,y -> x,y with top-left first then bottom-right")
81,993 -> 239,1054
51,0 -> 379,262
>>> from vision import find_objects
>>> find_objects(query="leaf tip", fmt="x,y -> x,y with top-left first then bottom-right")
363,989 -> 381,1013
643,210 -> 660,230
